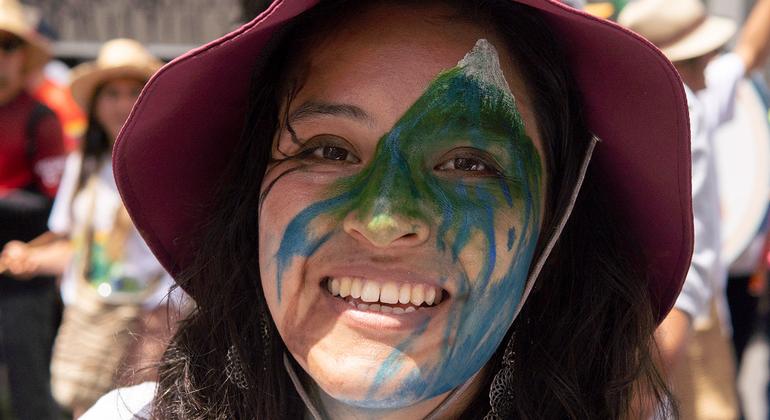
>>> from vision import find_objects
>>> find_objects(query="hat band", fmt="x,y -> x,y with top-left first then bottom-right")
657,14 -> 708,50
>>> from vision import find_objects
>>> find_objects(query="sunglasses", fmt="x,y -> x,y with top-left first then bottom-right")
0,36 -> 24,53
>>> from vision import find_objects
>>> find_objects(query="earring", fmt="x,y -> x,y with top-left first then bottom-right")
225,344 -> 250,390
259,304 -> 272,370
484,331 -> 517,419
224,305 -> 273,389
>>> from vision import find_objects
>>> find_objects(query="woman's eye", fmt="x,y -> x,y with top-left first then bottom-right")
310,145 -> 359,163
436,157 -> 496,174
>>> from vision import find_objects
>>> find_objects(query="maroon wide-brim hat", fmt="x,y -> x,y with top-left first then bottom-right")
114,0 -> 692,323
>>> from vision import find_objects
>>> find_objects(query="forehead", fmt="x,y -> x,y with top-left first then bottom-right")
289,2 -> 543,150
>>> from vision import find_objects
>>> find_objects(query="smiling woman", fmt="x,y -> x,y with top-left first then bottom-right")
104,0 -> 692,419
262,35 -> 546,411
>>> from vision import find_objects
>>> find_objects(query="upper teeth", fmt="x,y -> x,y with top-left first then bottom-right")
326,277 -> 443,307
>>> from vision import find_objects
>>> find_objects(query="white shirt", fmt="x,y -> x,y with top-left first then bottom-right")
48,152 -> 175,309
80,382 -> 155,419
675,53 -> 745,326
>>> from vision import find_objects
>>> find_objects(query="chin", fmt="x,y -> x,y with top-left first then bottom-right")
305,341 -> 443,410
323,374 -> 430,410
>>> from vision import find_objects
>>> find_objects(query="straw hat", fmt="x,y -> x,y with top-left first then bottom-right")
0,0 -> 50,71
618,0 -> 736,62
69,38 -> 162,111
584,2 -> 614,20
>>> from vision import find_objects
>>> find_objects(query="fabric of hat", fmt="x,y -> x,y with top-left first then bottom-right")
69,39 -> 162,111
0,0 -> 49,71
619,0 -> 737,62
113,0 -> 693,323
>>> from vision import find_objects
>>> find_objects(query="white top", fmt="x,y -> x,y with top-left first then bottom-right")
730,229 -> 767,276
675,53 -> 745,326
48,152 -> 175,309
81,382 -> 155,419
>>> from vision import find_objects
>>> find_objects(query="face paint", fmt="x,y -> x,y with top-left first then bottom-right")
261,39 -> 543,409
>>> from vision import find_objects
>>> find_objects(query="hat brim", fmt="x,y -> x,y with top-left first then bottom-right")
0,27 -> 50,72
114,0 -> 692,323
70,64 -> 161,110
662,16 -> 737,62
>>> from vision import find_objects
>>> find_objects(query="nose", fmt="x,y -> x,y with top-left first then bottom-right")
343,199 -> 430,248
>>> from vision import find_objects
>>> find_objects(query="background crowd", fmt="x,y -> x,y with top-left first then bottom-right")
1,0 -> 770,419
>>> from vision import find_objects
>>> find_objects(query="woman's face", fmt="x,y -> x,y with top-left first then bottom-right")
94,77 -> 144,141
259,3 -> 547,409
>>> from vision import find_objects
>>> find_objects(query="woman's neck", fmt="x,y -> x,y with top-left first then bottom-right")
286,357 -> 488,420
315,387 -> 451,420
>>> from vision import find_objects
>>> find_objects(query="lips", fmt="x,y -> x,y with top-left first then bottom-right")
324,276 -> 447,314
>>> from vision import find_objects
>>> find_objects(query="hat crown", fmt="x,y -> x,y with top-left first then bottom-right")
619,0 -> 706,46
0,0 -> 24,18
95,38 -> 158,69
0,0 -> 51,71
0,0 -> 32,35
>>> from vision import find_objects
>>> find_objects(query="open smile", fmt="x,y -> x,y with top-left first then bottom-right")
323,276 -> 449,314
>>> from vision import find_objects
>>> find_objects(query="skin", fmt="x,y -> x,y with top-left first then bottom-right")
673,52 -> 715,92
258,4 -> 547,419
94,77 -> 144,141
0,232 -> 70,279
654,308 -> 692,374
0,31 -> 26,106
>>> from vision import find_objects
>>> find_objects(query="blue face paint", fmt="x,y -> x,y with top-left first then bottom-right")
270,39 -> 542,408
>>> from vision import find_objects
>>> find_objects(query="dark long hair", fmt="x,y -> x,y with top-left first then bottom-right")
73,84 -> 114,196
153,1 -> 675,418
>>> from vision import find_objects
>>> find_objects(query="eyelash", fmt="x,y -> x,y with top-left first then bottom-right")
295,135 -> 361,164
434,149 -> 502,177
292,136 -> 501,177
305,145 -> 360,163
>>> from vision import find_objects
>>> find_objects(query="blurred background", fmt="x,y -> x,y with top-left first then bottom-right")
22,0 -> 272,62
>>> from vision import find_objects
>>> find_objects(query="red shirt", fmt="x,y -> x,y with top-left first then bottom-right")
0,92 -> 66,198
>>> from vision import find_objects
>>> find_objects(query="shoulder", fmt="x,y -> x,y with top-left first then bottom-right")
18,93 -> 57,125
24,95 -> 64,148
80,382 -> 156,420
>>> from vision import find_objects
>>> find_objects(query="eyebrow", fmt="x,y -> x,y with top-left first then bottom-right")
288,100 -> 375,127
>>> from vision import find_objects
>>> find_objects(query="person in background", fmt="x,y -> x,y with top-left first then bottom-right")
24,4 -> 85,149
620,0 -> 770,417
0,38 -> 178,419
0,0 -> 66,418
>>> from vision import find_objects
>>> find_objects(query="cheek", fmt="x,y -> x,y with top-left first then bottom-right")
3,53 -> 24,75
454,211 -> 525,292
258,180 -> 310,357
95,98 -> 114,127
257,170 -> 340,330
258,176 -> 306,307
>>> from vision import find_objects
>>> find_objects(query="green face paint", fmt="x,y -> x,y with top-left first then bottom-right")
265,39 -> 543,408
